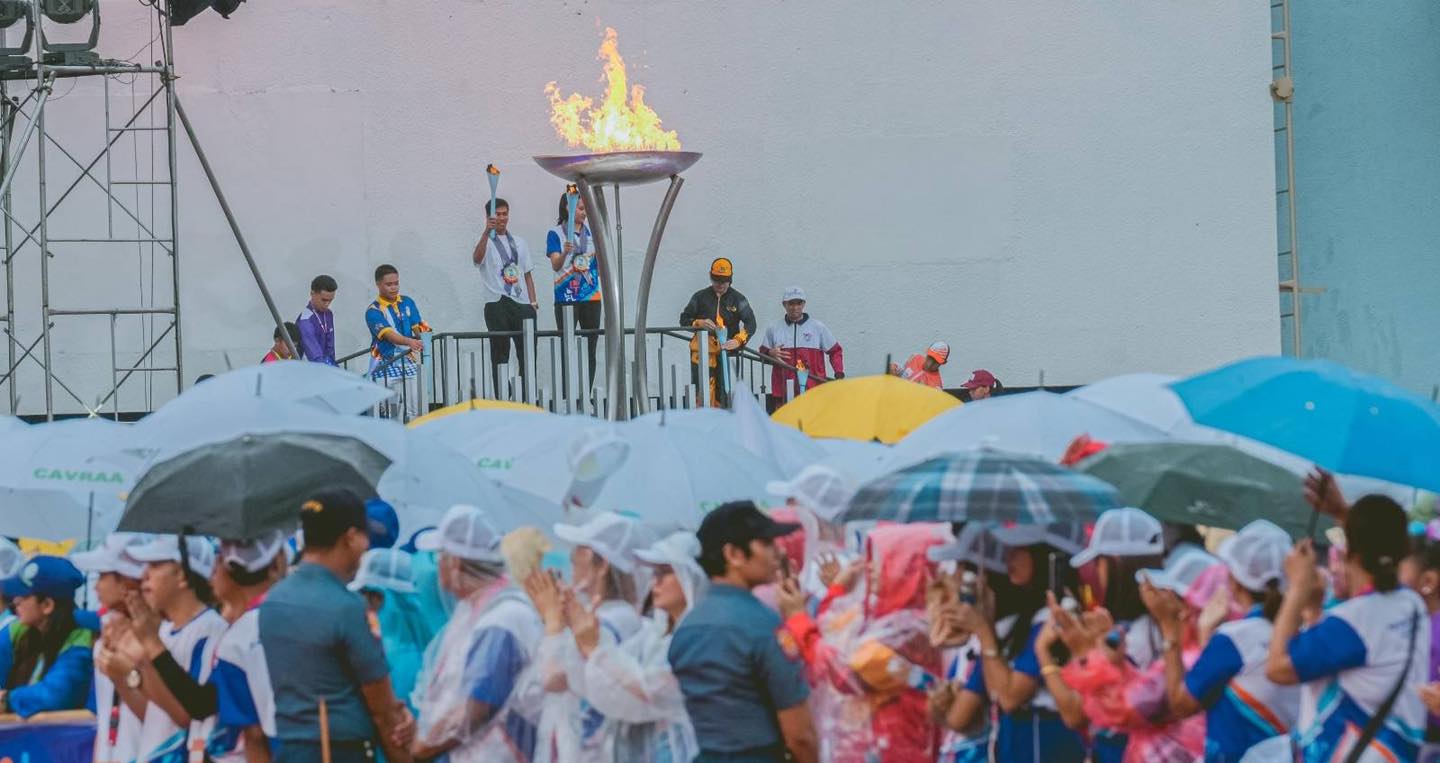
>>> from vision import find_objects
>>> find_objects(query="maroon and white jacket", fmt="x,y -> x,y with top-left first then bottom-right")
759,314 -> 844,399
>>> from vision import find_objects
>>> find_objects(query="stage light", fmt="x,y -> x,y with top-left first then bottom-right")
35,0 -> 98,65
40,0 -> 90,24
0,0 -> 34,66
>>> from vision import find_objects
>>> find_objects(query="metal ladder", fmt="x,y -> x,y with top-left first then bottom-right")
1271,0 -> 1323,357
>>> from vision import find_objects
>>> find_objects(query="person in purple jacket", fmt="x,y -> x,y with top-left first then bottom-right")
297,274 -> 338,365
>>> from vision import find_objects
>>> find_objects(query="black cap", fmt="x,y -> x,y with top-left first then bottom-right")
697,501 -> 802,559
300,488 -> 368,549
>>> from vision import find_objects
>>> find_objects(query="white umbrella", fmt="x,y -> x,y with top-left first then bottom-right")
889,390 -> 1168,466
632,393 -> 827,478
168,362 -> 396,416
813,437 -> 892,484
409,409 -> 574,469
0,418 -> 132,541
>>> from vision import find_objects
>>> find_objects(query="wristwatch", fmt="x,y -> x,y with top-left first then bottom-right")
125,669 -> 143,690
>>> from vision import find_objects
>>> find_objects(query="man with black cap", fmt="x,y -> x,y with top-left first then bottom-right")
259,489 -> 415,762
680,257 -> 757,408
667,501 -> 818,763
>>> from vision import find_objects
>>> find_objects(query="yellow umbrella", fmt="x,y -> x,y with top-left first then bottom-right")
407,399 -> 544,428
771,374 -> 961,444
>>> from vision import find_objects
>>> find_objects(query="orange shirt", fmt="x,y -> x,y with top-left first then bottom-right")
899,354 -> 943,388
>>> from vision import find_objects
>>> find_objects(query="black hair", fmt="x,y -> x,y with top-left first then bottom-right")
225,560 -> 272,588
273,321 -> 301,346
184,566 -> 217,608
698,546 -> 734,578
1163,522 -> 1206,554
1102,554 -> 1164,622
5,595 -> 79,690
374,264 -> 398,283
310,274 -> 338,293
999,544 -> 1078,660
556,192 -> 572,226
485,198 -> 509,216
1417,538 -> 1440,574
301,488 -> 368,550
1234,579 -> 1285,621
1345,494 -> 1409,593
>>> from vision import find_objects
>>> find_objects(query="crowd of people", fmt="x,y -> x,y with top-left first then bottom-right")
3,461 -> 1440,762
252,188 -> 1015,418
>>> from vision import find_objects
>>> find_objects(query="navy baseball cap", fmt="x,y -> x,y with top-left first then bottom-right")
2,555 -> 85,599
697,501 -> 801,560
366,498 -> 400,550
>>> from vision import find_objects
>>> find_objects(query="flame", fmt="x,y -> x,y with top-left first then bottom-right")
545,27 -> 681,153
486,164 -> 500,176
796,359 -> 807,371
566,183 -> 578,195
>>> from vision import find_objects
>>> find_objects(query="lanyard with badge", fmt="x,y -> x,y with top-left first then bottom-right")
492,232 -> 523,298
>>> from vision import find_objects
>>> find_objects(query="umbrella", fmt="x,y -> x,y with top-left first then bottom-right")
889,390 -> 1168,466
407,398 -> 545,428
407,408 -> 564,465
1172,357 -> 1440,492
813,438 -> 892,484
0,418 -> 132,542
172,362 -> 396,415
377,429 -> 563,536
840,450 -> 1119,524
114,398 -> 403,538
633,394 -> 828,478
771,374 -> 959,444
1077,442 -> 1316,537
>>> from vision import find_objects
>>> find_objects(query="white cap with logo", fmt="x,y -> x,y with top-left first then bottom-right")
128,535 -> 218,579
782,286 -> 806,303
218,529 -> 289,574
553,511 -> 652,574
415,504 -> 503,564
71,532 -> 151,580
1070,508 -> 1164,568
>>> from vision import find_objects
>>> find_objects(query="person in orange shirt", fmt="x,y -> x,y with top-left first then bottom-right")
890,341 -> 949,389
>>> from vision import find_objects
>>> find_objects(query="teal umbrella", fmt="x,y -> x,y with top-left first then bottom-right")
1077,441 -> 1316,537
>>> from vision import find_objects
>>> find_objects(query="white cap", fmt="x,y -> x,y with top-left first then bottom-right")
1135,547 -> 1220,597
0,538 -> 25,580
349,548 -> 417,593
554,511 -> 651,574
129,535 -> 218,579
1070,508 -> 1164,568
1217,519 -> 1291,592
218,529 -> 288,574
635,531 -> 702,568
71,533 -> 150,580
766,465 -> 854,523
782,286 -> 806,303
990,521 -> 1087,555
415,504 -> 503,563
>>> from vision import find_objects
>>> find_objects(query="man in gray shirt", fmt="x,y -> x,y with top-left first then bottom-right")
260,488 -> 415,762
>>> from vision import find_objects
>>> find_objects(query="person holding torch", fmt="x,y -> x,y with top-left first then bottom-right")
680,258 -> 756,408
758,286 -> 845,413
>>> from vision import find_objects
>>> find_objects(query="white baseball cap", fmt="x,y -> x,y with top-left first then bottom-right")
71,533 -> 150,580
1135,547 -> 1220,597
218,529 -> 288,574
990,521 -> 1087,555
0,538 -> 26,580
766,465 -> 855,523
415,504 -> 504,563
554,511 -> 652,574
128,535 -> 218,579
1070,508 -> 1164,568
349,548 -> 417,593
635,531 -> 702,568
1217,519 -> 1291,592
782,286 -> 806,303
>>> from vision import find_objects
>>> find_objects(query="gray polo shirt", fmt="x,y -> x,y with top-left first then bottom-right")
259,562 -> 389,742
667,582 -> 810,759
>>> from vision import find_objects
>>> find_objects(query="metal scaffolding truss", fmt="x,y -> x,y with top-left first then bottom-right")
0,3 -> 182,419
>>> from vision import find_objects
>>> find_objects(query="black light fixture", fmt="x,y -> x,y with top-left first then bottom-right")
38,0 -> 99,65
170,0 -> 245,26
0,0 -> 34,67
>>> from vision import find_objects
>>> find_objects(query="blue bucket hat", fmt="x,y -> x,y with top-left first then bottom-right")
2,555 -> 85,599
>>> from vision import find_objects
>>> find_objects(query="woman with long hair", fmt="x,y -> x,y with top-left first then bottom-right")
1153,519 -> 1297,761
548,189 -> 601,385
0,555 -> 93,717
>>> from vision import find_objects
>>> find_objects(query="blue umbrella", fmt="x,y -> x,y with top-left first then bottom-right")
1171,357 -> 1440,492
840,450 -> 1119,525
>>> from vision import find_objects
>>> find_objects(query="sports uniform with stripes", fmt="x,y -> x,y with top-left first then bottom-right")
132,608 -> 228,763
1289,588 -> 1429,763
207,605 -> 276,762
1183,605 -> 1299,762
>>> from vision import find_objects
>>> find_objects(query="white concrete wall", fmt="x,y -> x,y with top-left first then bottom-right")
2,0 -> 1280,414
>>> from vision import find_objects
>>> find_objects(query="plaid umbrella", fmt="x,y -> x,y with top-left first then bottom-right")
840,450 -> 1119,524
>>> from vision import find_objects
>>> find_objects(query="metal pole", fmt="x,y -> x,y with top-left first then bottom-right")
656,340 -> 665,411
576,179 -> 625,420
0,82 -> 16,413
0,81 -> 50,202
172,96 -> 298,361
32,0 -> 54,418
697,328 -> 709,408
630,176 -> 684,415
522,319 -> 537,404
559,305 -> 574,405
548,334 -> 558,411
613,182 -> 624,349
163,5 -> 184,395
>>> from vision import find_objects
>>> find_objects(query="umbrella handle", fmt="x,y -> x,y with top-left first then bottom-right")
319,698 -> 332,763
1305,507 -> 1320,541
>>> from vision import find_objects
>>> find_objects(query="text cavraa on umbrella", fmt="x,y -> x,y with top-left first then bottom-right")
1077,441 -> 1315,537
840,449 -> 1119,525
115,398 -> 400,539
1172,356 -> 1440,492
0,418 -> 132,542
772,374 -> 959,444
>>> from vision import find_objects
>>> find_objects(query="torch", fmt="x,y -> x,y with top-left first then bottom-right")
795,358 -> 809,396
565,184 -> 580,246
715,317 -> 731,399
485,164 -> 501,240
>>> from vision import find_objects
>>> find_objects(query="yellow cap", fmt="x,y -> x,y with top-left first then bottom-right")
710,257 -> 734,280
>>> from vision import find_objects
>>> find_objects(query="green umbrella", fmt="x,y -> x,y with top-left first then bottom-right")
1077,441 -> 1319,537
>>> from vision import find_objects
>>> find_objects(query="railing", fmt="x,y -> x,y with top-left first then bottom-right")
338,317 -> 824,420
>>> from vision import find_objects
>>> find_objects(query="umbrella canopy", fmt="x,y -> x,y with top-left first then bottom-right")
114,398 -> 403,538
174,362 -> 396,416
890,390 -> 1169,466
841,450 -> 1119,525
1172,357 -> 1440,492
0,418 -> 132,542
813,438 -> 892,484
1077,441 -> 1315,537
407,398 -> 545,428
633,394 -> 828,478
771,374 -> 960,444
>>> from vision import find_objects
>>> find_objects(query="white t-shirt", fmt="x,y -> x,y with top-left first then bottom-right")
207,607 -> 276,761
93,613 -> 143,763
477,231 -> 535,304
133,608 -> 228,763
